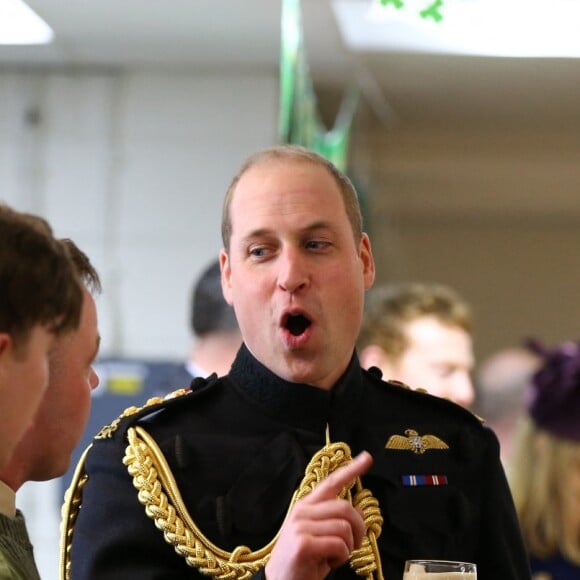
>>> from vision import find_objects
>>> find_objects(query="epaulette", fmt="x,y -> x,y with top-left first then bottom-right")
387,379 -> 412,390
61,374 -> 220,579
93,373 -> 218,441
386,377 -> 486,424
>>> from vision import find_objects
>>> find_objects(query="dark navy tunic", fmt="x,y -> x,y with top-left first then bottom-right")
68,344 -> 531,579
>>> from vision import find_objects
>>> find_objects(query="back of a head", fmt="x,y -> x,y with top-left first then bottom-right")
191,259 -> 238,338
0,204 -> 83,348
358,282 -> 472,358
524,338 -> 580,442
474,347 -> 540,424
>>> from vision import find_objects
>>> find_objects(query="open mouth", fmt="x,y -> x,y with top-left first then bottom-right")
284,313 -> 311,336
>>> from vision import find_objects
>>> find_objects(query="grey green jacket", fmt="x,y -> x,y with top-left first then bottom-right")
0,511 -> 41,580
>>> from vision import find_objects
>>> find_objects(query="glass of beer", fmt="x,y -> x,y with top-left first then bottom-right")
403,560 -> 477,579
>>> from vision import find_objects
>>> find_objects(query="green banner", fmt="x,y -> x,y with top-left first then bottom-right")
279,0 -> 359,172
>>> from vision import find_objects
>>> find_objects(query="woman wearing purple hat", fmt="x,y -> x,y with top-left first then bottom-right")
509,339 -> 580,579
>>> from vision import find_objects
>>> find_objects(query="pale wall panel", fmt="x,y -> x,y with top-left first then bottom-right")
368,219 -> 580,362
1,70 -> 278,360
114,73 -> 277,357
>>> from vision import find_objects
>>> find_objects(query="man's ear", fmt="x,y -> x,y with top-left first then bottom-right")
0,333 -> 12,358
219,249 -> 234,306
359,233 -> 375,291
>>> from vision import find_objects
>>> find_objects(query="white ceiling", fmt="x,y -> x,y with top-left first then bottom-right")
1,1 -> 292,69
1,0 -> 579,134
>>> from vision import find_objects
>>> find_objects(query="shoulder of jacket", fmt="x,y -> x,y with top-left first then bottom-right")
92,373 -> 219,441
365,369 -> 485,426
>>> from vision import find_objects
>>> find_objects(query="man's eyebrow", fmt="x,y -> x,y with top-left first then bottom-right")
242,228 -> 272,241
243,221 -> 334,239
301,220 -> 333,233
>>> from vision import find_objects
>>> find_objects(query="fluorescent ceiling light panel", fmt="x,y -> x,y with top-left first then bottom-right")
0,0 -> 54,45
332,0 -> 580,58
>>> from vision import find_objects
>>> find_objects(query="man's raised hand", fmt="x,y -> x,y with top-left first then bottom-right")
265,451 -> 373,580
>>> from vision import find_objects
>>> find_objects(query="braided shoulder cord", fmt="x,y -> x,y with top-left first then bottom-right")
124,426 -> 384,579
59,443 -> 92,580
58,390 -> 192,580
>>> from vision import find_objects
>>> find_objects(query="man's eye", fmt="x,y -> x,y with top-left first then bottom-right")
249,247 -> 268,258
306,240 -> 329,250
435,365 -> 454,378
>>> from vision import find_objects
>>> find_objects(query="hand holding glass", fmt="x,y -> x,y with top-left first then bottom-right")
403,560 -> 477,580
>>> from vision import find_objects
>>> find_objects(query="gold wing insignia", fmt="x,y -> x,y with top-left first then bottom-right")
421,434 -> 449,451
385,429 -> 449,455
384,434 -> 415,451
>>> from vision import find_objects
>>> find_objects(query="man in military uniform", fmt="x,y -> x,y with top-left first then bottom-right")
63,145 -> 531,579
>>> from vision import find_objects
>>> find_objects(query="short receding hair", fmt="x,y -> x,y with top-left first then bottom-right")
358,282 -> 473,359
221,145 -> 363,252
0,204 -> 83,350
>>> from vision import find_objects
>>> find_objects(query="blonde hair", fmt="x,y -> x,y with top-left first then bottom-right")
357,282 -> 472,359
509,417 -> 580,564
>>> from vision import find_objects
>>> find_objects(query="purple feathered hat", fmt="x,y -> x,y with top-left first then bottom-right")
525,338 -> 580,441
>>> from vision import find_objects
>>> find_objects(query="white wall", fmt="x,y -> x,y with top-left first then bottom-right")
349,121 -> 580,361
2,69 -> 278,359
2,68 -> 278,580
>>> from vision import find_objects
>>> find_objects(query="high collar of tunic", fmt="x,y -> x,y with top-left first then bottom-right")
228,344 -> 366,438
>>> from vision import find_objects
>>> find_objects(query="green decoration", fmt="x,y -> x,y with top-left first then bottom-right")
380,0 -> 405,8
278,0 -> 359,172
278,0 -> 300,145
420,0 -> 444,22
378,0 -> 445,22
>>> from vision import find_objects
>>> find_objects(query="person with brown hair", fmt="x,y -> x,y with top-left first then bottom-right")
358,282 -> 475,408
64,145 -> 529,580
0,237 -> 102,580
509,339 -> 580,579
0,204 -> 83,470
142,258 -> 242,395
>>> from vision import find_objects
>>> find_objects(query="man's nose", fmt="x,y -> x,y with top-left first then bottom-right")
277,248 -> 310,293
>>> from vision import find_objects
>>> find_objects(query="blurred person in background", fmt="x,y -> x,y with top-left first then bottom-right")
60,257 -> 241,495
147,258 -> 242,393
0,238 -> 101,579
509,338 -> 580,579
0,204 -> 82,470
475,346 -> 541,467
358,282 -> 475,408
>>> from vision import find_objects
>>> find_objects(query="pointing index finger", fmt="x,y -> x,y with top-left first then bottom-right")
308,451 -> 373,501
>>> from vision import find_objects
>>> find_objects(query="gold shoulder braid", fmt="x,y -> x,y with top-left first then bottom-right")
94,388 -> 191,440
124,425 -> 385,579
59,388 -> 192,580
59,443 -> 92,580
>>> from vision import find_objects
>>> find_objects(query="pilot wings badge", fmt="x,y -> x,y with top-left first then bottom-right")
385,429 -> 449,455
